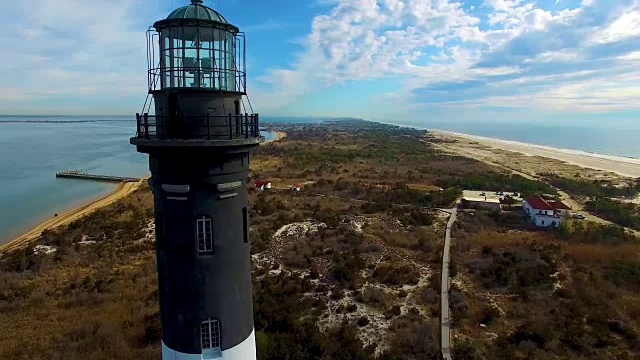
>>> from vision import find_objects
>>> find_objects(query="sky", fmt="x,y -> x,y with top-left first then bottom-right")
1,0 -> 640,125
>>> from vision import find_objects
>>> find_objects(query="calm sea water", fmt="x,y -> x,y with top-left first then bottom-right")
0,116 -> 278,244
398,119 -> 640,159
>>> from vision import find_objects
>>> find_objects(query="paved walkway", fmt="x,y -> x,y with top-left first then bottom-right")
441,201 -> 459,360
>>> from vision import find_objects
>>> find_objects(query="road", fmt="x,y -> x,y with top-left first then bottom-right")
441,200 -> 459,360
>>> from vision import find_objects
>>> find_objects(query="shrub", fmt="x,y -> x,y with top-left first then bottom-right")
443,173 -> 555,195
472,248 -> 556,290
381,314 -> 440,359
605,260 -> 640,291
372,264 -> 419,286
400,210 -> 434,227
357,316 -> 370,327
585,198 -> 640,230
558,222 -> 635,245
450,289 -> 467,321
384,305 -> 402,319
418,287 -> 438,306
479,304 -> 499,325
362,286 -> 388,308
545,175 -> 640,199
330,288 -> 345,300
309,264 -> 320,279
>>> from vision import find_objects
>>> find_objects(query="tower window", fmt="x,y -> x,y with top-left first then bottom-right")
196,216 -> 213,253
201,318 -> 221,350
242,207 -> 248,244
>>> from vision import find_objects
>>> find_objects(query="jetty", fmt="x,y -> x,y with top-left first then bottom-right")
56,170 -> 140,183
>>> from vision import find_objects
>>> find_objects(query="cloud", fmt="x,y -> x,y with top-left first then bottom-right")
0,0 -> 161,114
4,0 -> 640,116
255,0 -> 640,116
253,0 -> 483,112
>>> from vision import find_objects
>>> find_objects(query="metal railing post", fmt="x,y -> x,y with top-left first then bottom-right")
136,113 -> 140,137
256,114 -> 260,137
245,113 -> 249,138
254,114 -> 259,136
207,113 -> 211,140
143,113 -> 149,139
252,115 -> 256,136
229,113 -> 233,139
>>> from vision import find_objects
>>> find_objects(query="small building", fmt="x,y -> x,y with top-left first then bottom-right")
253,180 -> 272,191
462,190 -> 502,211
549,200 -> 573,217
523,195 -> 564,228
291,184 -> 301,192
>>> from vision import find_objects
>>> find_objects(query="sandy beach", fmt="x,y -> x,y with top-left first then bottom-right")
430,130 -> 640,179
264,130 -> 287,144
0,179 -> 146,254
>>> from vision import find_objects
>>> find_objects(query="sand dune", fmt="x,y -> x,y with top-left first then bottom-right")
431,130 -> 640,178
0,179 -> 146,254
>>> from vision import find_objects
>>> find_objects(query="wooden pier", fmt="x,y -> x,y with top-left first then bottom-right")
56,170 -> 140,183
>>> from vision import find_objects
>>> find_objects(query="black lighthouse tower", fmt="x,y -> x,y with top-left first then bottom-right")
131,1 -> 259,359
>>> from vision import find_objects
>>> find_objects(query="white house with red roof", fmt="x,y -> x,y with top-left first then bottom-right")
549,200 -> 573,217
523,195 -> 570,228
253,180 -> 272,191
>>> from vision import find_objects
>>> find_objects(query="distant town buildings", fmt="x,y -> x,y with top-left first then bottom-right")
523,195 -> 571,228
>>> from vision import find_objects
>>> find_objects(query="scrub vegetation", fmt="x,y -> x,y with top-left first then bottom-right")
544,174 -> 640,199
450,211 -> 640,359
0,120 -> 638,360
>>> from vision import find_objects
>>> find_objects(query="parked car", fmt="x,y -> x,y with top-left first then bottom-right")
513,192 -> 519,197
495,191 -> 504,196
573,213 -> 586,220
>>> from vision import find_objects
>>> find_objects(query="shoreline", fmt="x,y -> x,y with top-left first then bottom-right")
11,124 -> 631,253
263,130 -> 287,144
0,179 -> 146,254
430,130 -> 640,178
0,130 -> 286,255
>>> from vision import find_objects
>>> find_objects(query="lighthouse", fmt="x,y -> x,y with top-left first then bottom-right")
131,1 -> 259,359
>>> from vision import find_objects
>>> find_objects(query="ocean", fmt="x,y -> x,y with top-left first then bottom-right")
0,116 -> 278,244
268,116 -> 640,159
403,119 -> 640,159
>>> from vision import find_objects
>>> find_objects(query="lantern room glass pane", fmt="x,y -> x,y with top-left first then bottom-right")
157,25 -> 238,91
226,32 -> 236,91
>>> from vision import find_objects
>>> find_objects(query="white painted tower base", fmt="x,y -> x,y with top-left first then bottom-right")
162,330 -> 256,360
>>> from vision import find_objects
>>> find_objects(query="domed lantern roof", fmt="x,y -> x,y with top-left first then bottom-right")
167,0 -> 229,23
154,0 -> 239,33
